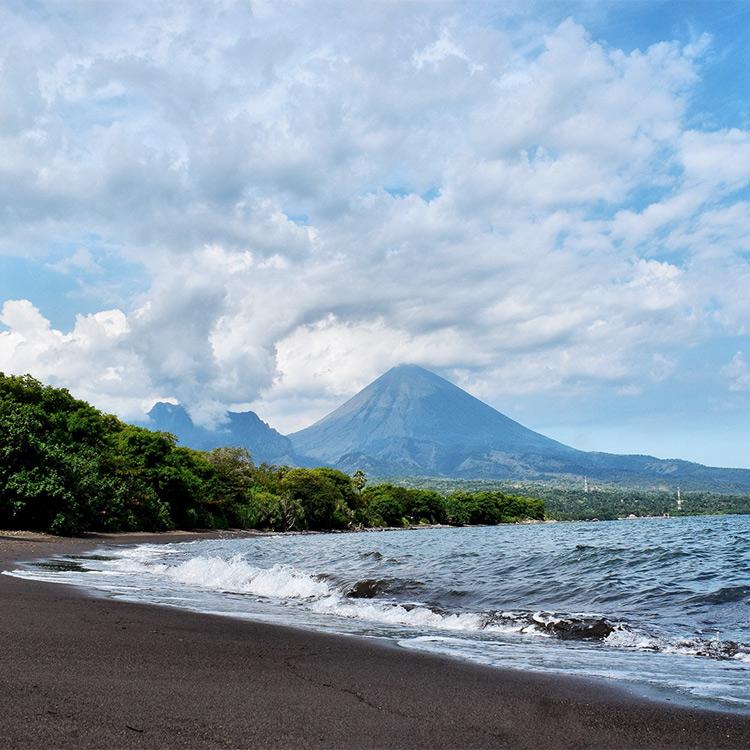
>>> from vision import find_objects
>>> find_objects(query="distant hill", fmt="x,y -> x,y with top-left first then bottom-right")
147,402 -> 303,466
288,364 -> 750,491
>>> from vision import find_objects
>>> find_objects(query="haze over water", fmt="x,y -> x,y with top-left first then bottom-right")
9,515 -> 750,711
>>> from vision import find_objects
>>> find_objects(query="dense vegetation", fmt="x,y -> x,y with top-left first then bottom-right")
0,374 -> 544,535
392,477 -> 750,520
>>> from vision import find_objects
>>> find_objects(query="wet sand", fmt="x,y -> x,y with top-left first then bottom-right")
1,530 -> 749,749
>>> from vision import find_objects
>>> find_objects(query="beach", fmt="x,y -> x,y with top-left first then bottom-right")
2,531 -> 749,749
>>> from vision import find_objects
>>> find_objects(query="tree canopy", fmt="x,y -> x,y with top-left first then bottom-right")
0,373 -> 545,535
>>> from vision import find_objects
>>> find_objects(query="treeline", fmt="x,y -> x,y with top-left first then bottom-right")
393,477 -> 750,520
542,488 -> 750,521
0,374 -> 544,535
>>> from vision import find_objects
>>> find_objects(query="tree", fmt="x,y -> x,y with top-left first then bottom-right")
352,469 -> 367,494
281,468 -> 349,530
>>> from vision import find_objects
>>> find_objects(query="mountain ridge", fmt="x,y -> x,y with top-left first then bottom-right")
147,402 -> 303,466
147,364 -> 750,490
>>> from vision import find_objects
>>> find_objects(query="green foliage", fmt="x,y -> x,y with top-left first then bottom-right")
384,476 -> 750,520
235,489 -> 287,530
352,469 -> 367,494
0,372 -> 546,535
281,468 -> 351,530
444,491 -> 545,525
0,374 -> 220,534
362,485 -> 407,527
360,485 -> 447,526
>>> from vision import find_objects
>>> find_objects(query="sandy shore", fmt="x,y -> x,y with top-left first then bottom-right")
1,531 -> 749,749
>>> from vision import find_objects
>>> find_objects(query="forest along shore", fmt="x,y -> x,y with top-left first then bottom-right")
2,530 -> 750,750
0,374 -> 544,537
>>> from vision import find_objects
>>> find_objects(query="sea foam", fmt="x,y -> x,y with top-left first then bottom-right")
115,552 -> 334,600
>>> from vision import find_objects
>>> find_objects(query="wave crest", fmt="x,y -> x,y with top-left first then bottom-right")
159,555 -> 334,599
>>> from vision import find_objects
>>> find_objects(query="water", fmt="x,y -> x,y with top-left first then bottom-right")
6,516 -> 750,712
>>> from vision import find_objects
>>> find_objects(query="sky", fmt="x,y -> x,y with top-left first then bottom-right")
1,0 -> 749,468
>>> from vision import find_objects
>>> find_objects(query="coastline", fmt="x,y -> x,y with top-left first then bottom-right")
2,531 -> 750,749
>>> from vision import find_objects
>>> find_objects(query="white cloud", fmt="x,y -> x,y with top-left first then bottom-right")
723,352 -> 750,392
617,385 -> 643,397
48,247 -> 105,275
680,129 -> 750,190
0,2 -> 748,434
0,300 -> 152,418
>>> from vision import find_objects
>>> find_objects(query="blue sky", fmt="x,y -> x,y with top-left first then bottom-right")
1,0 -> 749,468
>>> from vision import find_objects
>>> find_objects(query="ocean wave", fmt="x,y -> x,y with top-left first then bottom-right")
687,585 -> 750,605
605,627 -> 750,661
101,552 -> 628,641
169,557 -> 335,599
311,596 -> 486,631
358,550 -> 384,561
667,638 -> 750,661
489,611 -> 619,640
112,552 -> 335,600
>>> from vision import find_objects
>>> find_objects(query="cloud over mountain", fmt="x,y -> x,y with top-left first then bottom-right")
0,1 -> 748,464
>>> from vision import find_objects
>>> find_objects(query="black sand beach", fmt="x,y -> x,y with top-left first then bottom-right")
2,531 -> 749,749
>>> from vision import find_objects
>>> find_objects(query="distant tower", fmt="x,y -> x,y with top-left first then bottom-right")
584,476 -> 589,494
676,487 -> 683,512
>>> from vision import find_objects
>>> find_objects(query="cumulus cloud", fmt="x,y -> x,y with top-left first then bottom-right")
0,1 -> 748,434
723,352 -> 750,392
0,300 -> 154,418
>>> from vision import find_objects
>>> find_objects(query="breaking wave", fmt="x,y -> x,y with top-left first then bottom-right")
163,556 -> 333,599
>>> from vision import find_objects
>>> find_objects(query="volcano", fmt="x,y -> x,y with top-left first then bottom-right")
288,364 -> 750,488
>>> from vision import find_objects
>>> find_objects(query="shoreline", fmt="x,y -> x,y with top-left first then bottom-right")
2,531 -> 750,748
